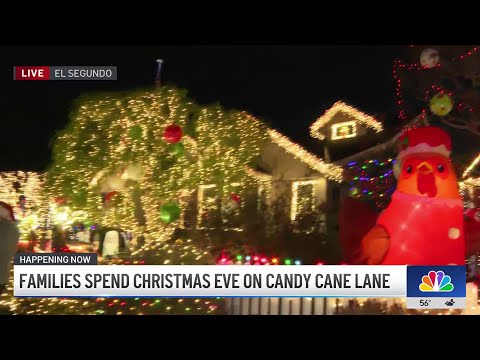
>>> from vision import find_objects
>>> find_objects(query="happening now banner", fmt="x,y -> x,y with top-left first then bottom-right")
13,253 -> 467,309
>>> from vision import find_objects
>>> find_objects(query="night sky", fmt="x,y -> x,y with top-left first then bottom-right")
0,46 -> 404,171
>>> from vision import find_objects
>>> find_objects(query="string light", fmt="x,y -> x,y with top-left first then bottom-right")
268,130 -> 343,182
346,157 -> 396,209
393,46 -> 480,122
463,153 -> 480,179
310,101 -> 383,140
216,253 -> 312,266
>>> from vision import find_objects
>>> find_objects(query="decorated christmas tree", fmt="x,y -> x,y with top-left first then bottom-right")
46,86 -> 269,246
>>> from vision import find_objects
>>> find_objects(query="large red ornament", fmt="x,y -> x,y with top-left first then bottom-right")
163,124 -> 183,143
105,191 -> 118,203
54,197 -> 66,205
230,193 -> 241,203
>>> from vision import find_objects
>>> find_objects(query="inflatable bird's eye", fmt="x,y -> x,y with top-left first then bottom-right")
406,165 -> 413,174
437,164 -> 445,173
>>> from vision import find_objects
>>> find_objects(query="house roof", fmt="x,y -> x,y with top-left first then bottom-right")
245,166 -> 272,182
309,101 -> 384,141
267,129 -> 344,182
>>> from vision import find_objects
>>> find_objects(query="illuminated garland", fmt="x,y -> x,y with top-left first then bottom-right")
268,130 -> 343,182
309,101 -> 383,141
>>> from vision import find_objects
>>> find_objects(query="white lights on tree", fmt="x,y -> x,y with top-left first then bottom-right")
106,175 -> 125,191
126,163 -> 145,181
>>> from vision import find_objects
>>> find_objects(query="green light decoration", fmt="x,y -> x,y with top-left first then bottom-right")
170,142 -> 185,157
236,255 -> 242,261
159,202 -> 181,223
284,259 -> 292,265
128,125 -> 143,140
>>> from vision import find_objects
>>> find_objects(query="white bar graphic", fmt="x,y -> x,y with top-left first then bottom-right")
14,265 -> 406,298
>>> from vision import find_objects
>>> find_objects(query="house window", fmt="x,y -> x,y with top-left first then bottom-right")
291,180 -> 317,233
257,183 -> 270,213
197,184 -> 219,230
221,183 -> 243,231
331,121 -> 357,140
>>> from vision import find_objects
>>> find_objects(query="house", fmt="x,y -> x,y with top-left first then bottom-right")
244,101 -> 388,261
3,97 -> 478,263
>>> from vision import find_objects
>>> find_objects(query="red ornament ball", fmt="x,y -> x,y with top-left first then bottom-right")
163,124 -> 183,143
230,193 -> 241,203
54,197 -> 66,205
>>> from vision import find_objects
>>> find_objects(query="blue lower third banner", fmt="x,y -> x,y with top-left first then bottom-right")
406,266 -> 466,309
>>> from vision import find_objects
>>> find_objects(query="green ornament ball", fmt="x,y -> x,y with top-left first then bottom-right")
429,93 -> 453,116
159,202 -> 181,223
170,142 -> 185,157
129,125 -> 143,140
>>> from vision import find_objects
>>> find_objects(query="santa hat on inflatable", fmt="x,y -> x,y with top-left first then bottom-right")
393,126 -> 452,179
0,201 -> 16,222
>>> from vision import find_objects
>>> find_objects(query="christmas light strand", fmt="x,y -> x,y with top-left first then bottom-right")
393,46 -> 480,121
268,130 -> 343,182
463,153 -> 480,179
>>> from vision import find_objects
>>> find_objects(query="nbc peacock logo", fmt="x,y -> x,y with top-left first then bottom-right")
419,270 -> 454,292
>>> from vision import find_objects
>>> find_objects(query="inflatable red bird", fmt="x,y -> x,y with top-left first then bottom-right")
340,127 -> 478,265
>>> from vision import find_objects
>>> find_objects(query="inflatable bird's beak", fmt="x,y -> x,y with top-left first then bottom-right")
417,162 -> 433,174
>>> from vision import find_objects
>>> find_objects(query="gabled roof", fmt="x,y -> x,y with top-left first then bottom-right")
267,129 -> 343,182
309,101 -> 384,140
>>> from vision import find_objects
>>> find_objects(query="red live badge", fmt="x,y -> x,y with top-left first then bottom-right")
14,66 -> 50,80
